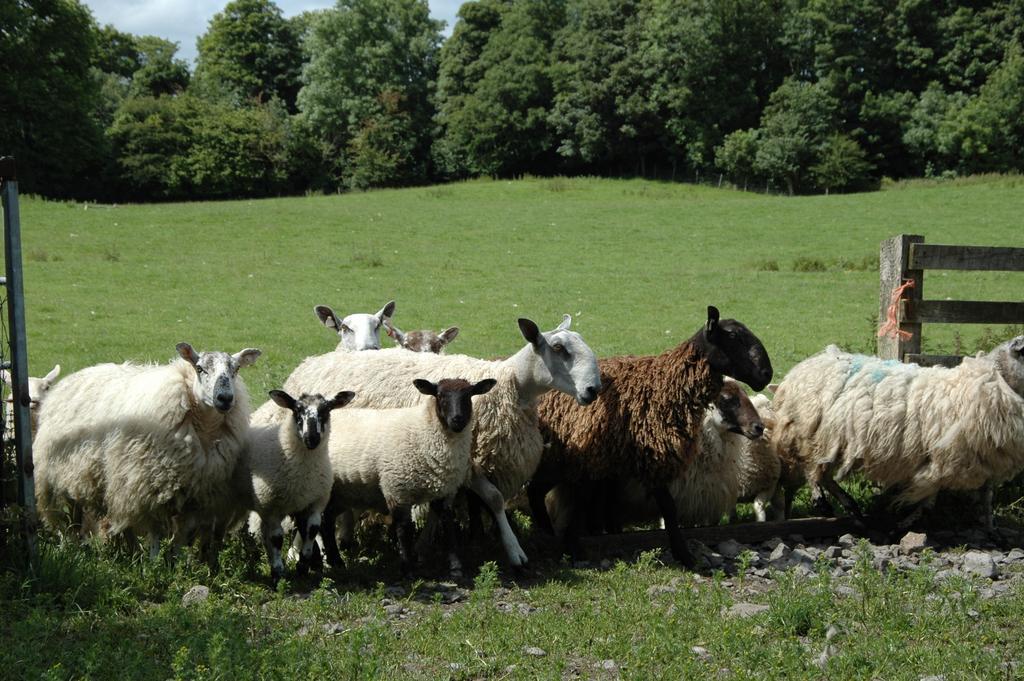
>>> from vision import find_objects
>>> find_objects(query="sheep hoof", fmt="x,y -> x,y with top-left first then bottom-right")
295,559 -> 310,578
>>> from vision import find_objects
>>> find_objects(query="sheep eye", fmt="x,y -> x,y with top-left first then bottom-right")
552,343 -> 565,354
195,366 -> 206,376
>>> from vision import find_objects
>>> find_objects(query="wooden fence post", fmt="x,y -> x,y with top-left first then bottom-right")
878,234 -> 924,361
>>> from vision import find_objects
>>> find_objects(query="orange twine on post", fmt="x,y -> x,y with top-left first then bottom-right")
877,279 -> 915,340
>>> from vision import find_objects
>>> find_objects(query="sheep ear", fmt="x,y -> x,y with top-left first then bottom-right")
269,390 -> 296,411
233,348 -> 261,368
518,318 -> 543,348
328,391 -> 356,410
413,379 -> 437,396
705,306 -> 721,338
556,314 -> 572,332
384,319 -> 405,344
177,342 -> 200,366
377,300 -> 396,322
471,378 -> 497,396
0,370 -> 11,387
44,364 -> 61,383
1011,336 -> 1024,353
439,327 -> 459,344
767,383 -> 779,395
315,305 -> 342,332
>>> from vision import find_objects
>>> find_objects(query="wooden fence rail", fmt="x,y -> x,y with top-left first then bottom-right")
878,234 -> 1024,366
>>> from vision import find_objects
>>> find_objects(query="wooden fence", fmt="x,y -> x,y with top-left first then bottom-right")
878,234 -> 1024,366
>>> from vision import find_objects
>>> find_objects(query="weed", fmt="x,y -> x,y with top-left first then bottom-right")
351,252 -> 384,268
792,256 -> 827,272
28,249 -> 50,262
753,258 -> 780,271
102,247 -> 120,262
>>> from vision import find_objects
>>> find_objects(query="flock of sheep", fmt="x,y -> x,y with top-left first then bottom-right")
13,298 -> 1024,581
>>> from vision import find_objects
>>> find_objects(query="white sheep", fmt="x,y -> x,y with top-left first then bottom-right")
238,389 -> 355,581
315,300 -> 395,350
544,378 -> 766,536
2,364 -> 60,440
327,377 -> 496,573
33,343 -> 260,555
772,337 -> 1024,527
272,315 -> 602,568
383,319 -> 459,353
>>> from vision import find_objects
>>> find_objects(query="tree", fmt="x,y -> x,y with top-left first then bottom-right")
129,36 -> 191,97
0,0 -> 105,197
194,0 -> 303,109
715,128 -> 759,189
433,0 -> 508,177
298,0 -> 442,188
434,0 -> 565,178
809,133 -> 874,193
753,78 -> 838,194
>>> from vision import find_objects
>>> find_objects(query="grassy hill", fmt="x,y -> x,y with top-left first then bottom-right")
14,174 -> 1024,396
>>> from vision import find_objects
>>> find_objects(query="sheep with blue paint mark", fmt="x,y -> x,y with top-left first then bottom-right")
772,337 -> 1024,526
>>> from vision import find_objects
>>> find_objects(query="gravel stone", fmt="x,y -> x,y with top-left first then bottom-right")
718,539 -> 744,559
523,646 -> 547,657
962,551 -> 998,579
181,585 -> 210,607
725,603 -> 770,618
899,531 -> 930,555
837,533 -> 857,548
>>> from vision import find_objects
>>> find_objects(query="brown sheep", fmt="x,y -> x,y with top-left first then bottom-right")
529,306 -> 773,568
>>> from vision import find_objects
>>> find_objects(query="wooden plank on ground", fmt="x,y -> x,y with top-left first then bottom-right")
904,353 -> 964,368
909,243 -> 1024,272
901,299 -> 1024,325
579,517 -> 862,554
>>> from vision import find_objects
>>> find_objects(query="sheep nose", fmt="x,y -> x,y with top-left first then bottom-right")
759,367 -> 773,383
304,433 -> 321,450
752,423 -> 765,438
215,394 -> 233,412
581,385 -> 599,404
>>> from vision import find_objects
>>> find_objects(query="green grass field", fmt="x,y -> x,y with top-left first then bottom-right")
4,175 -> 1024,679
14,174 -> 1024,396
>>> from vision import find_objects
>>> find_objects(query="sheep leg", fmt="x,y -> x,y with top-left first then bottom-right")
430,497 -> 463,578
468,472 -> 528,568
980,481 -> 994,531
294,508 -> 323,578
465,489 -> 486,541
651,484 -> 695,569
820,476 -> 865,522
389,504 -> 417,575
809,483 -> 834,516
319,503 -> 344,569
259,515 -> 286,583
752,493 -> 771,523
770,486 -> 787,522
526,467 -> 557,536
147,531 -> 162,561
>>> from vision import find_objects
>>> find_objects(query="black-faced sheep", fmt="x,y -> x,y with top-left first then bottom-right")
241,389 -> 355,581
326,378 -> 496,573
531,307 -> 773,567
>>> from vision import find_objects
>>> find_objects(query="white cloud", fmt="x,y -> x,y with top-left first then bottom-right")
82,0 -> 460,66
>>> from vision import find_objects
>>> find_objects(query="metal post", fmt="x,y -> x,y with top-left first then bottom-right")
1,156 -> 38,565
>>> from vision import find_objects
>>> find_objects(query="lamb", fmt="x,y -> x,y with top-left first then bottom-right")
33,343 -> 260,555
530,306 -> 773,567
544,378 -> 766,537
326,377 -> 496,573
238,389 -> 355,581
771,336 -> 1024,528
315,300 -> 395,350
384,319 -> 459,353
2,364 -> 60,439
730,393 -> 785,522
272,314 -> 602,568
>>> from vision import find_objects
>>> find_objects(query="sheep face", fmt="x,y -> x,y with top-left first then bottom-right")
2,364 -> 60,410
177,343 -> 261,413
712,381 -> 765,440
990,335 -> 1024,397
315,301 -> 395,351
384,320 -> 459,354
518,315 -> 602,405
414,378 -> 497,433
269,389 -> 355,449
698,306 -> 773,391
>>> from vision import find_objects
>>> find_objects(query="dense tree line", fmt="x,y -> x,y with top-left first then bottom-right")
1,0 -> 1021,200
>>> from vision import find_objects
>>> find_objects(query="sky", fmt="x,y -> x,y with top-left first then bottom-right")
81,0 -> 462,66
